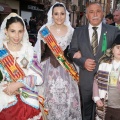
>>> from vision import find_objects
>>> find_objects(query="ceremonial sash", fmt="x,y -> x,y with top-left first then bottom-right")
0,46 -> 25,82
40,26 -> 79,81
96,96 -> 108,120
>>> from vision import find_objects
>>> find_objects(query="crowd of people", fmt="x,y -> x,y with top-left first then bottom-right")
0,1 -> 120,120
105,9 -> 120,29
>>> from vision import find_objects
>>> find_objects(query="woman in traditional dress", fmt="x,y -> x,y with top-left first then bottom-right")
34,2 -> 82,120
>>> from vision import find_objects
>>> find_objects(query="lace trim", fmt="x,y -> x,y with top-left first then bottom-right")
42,25 -> 74,50
28,112 -> 42,120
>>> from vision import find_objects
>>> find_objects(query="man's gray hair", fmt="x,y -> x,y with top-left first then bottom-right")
117,3 -> 120,10
86,2 -> 103,13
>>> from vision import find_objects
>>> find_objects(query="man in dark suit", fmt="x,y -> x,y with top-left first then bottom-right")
69,2 -> 120,120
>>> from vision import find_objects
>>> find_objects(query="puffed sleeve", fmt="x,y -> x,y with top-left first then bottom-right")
17,53 -> 43,91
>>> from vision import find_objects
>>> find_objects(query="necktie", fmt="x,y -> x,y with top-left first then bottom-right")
92,27 -> 98,55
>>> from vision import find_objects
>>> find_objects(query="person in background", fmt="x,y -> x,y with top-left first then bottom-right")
36,20 -> 43,31
69,2 -> 120,120
0,13 -> 44,120
105,13 -> 115,25
29,16 -> 37,33
34,2 -> 82,120
24,19 -> 28,27
29,17 -> 32,29
113,9 -> 120,29
93,34 -> 120,120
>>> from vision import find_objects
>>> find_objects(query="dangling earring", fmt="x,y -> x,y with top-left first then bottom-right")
5,34 -> 9,41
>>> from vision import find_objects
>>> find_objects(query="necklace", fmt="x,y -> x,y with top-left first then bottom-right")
54,25 -> 64,34
7,42 -> 21,65
56,28 -> 61,34
7,42 -> 21,51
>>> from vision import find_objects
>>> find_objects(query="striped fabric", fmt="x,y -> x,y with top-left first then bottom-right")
95,70 -> 109,120
22,87 -> 38,100
96,97 -> 108,120
30,53 -> 43,78
0,47 -> 25,82
92,27 -> 98,56
22,75 -> 37,89
96,70 -> 109,91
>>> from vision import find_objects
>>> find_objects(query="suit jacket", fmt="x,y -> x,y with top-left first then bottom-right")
110,22 -> 115,26
69,23 -> 120,93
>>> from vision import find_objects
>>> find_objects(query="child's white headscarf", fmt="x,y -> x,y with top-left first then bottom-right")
0,13 -> 31,49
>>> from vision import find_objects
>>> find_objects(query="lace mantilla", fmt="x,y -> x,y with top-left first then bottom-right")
47,25 -> 74,50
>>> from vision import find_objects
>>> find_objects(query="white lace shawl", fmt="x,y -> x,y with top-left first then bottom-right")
34,25 -> 74,62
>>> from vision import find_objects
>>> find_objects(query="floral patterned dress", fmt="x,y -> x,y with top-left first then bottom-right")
39,25 -> 82,120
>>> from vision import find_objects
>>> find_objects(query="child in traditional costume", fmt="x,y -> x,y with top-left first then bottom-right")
93,34 -> 120,120
0,13 -> 44,120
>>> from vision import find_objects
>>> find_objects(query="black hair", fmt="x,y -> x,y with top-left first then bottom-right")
105,13 -> 113,20
6,16 -> 24,29
32,16 -> 36,19
52,3 -> 65,14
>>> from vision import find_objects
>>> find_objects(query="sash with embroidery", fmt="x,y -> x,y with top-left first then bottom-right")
40,26 -> 79,81
0,46 -> 25,82
95,70 -> 109,120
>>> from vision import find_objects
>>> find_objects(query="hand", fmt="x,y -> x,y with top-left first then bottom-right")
96,100 -> 103,107
3,82 -> 24,96
73,51 -> 81,59
84,58 -> 96,71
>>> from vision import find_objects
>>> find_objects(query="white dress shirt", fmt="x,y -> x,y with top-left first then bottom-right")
115,23 -> 120,29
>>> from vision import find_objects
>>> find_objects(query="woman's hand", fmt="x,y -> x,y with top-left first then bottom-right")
3,82 -> 24,96
73,51 -> 81,59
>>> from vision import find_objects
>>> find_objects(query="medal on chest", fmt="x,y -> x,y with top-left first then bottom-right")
20,57 -> 29,68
